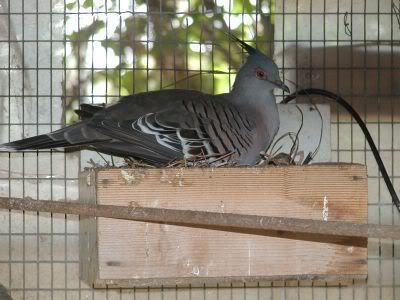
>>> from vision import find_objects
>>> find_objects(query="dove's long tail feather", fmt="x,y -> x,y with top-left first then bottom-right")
0,134 -> 73,151
0,103 -> 108,151
0,120 -> 109,152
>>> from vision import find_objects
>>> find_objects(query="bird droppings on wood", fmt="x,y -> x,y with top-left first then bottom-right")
158,168 -> 186,187
219,201 -> 225,213
322,196 -> 329,221
120,170 -> 135,184
191,266 -> 200,276
120,169 -> 146,185
175,169 -> 185,187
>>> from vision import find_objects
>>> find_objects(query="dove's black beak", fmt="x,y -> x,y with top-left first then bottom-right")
278,81 -> 290,93
270,80 -> 290,93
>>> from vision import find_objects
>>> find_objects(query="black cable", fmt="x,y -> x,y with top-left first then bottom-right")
281,88 -> 400,212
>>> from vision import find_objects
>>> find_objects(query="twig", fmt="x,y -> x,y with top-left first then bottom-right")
165,151 -> 235,168
344,12 -> 352,37
123,158 -> 155,168
267,132 -> 296,157
262,132 -> 298,166
289,105 -> 303,163
0,196 -> 400,240
95,151 -> 110,166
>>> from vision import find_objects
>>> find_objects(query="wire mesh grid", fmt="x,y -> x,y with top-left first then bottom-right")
0,0 -> 398,299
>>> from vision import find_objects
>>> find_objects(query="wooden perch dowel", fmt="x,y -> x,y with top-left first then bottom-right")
0,196 -> 398,240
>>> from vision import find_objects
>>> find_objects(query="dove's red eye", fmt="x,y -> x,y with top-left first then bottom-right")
255,69 -> 266,79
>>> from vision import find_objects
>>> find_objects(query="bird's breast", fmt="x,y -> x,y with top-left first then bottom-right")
254,105 -> 280,150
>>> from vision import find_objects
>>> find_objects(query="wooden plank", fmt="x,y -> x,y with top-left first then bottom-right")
79,170 -> 98,286
80,164 -> 368,287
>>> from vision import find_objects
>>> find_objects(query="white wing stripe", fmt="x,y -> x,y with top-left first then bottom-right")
132,113 -> 220,159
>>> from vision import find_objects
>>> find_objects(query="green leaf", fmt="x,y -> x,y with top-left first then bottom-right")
100,40 -> 121,55
66,2 -> 76,10
82,0 -> 93,9
120,71 -> 134,94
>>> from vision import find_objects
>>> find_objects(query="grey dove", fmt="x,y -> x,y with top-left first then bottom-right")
0,34 -> 289,166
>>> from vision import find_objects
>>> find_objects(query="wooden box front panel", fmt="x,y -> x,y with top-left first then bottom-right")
79,164 -> 367,286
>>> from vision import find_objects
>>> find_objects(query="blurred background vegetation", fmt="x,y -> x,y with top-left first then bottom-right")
64,0 -> 274,124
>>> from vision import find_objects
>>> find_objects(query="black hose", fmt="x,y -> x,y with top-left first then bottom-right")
281,88 -> 400,212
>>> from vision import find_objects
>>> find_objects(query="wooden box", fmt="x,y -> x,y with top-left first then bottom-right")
79,164 -> 368,288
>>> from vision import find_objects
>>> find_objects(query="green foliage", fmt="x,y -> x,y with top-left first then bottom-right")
82,0 -> 93,9
66,2 -> 76,10
64,0 -> 275,124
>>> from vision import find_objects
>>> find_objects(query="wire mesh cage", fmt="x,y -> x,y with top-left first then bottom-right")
0,0 -> 398,299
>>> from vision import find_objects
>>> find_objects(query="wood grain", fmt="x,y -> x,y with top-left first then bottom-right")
80,164 -> 368,286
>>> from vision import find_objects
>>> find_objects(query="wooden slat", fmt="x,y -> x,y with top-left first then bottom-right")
83,164 -> 367,285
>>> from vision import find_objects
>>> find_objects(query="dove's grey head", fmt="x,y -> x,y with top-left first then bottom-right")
230,35 -> 289,96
